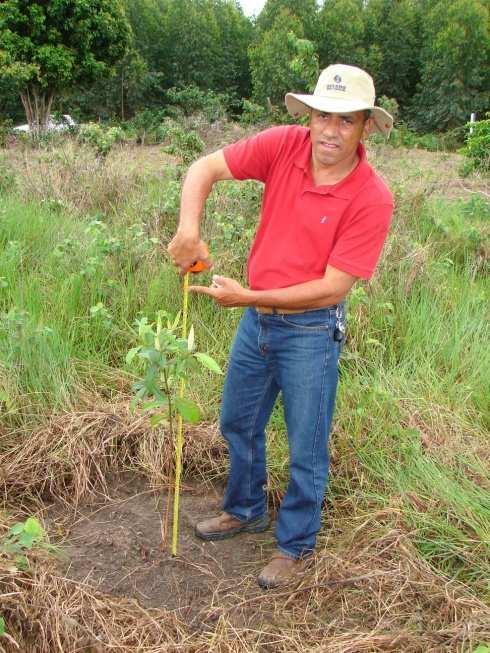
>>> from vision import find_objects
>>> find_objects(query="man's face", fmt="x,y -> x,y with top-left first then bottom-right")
309,109 -> 372,170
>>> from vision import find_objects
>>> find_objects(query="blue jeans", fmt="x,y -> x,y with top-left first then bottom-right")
220,305 -> 344,559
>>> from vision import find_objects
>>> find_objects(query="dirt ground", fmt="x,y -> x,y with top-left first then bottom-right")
47,474 -> 279,623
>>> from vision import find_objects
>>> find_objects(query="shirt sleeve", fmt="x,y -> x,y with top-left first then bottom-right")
328,203 -> 393,279
222,127 -> 288,183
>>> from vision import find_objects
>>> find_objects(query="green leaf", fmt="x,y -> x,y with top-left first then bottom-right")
125,346 -> 140,366
149,412 -> 168,428
18,533 -> 35,549
194,352 -> 222,374
187,325 -> 195,351
8,522 -> 24,536
171,311 -> 181,331
142,399 -> 168,411
23,517 -> 43,538
175,397 -> 200,424
472,645 -> 490,653
0,616 -> 5,635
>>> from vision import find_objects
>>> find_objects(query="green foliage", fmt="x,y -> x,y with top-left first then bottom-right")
126,312 -> 222,429
0,156 -> 16,195
370,122 -> 449,152
288,32 -> 319,93
461,113 -> 490,173
240,100 -> 269,126
420,196 -> 489,273
472,645 -> 490,653
78,123 -> 125,156
410,0 -> 490,131
0,0 -> 131,131
0,120 -> 13,149
124,0 -> 252,104
72,47 -> 149,122
162,122 -> 204,165
165,86 -> 230,122
0,516 -> 52,571
377,96 -> 399,124
363,0 -> 421,108
249,9 -> 318,107
0,616 -> 4,635
256,0 -> 318,42
124,108 -> 168,144
317,0 -> 365,69
90,302 -> 114,329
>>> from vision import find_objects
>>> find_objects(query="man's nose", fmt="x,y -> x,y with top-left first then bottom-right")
321,116 -> 340,137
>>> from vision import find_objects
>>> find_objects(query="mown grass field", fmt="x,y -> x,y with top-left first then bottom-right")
0,125 -> 489,652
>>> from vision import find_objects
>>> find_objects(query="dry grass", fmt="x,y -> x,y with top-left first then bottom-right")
0,398 -> 227,507
0,402 -> 489,652
1,515 -> 489,652
5,141 -> 168,216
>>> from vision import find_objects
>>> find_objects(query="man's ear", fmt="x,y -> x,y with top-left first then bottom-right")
362,116 -> 375,139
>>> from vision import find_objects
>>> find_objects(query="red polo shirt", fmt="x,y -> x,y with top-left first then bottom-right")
223,125 -> 393,290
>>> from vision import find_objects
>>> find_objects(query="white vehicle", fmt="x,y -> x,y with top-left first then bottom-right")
13,114 -> 77,133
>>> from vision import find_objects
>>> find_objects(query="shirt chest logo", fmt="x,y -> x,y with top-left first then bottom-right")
320,215 -> 331,224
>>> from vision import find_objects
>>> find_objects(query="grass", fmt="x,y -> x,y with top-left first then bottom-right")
0,132 -> 489,651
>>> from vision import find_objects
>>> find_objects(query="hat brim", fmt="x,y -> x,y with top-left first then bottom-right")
285,93 -> 393,137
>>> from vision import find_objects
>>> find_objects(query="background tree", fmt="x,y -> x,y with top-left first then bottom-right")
409,0 -> 489,131
69,48 -> 149,121
256,0 -> 319,42
249,9 -> 319,107
317,0 -> 366,70
0,0 -> 131,133
363,0 -> 421,110
124,0 -> 252,106
212,1 -> 253,101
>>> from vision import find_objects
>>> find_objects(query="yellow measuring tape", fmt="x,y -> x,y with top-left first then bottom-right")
171,271 -> 189,556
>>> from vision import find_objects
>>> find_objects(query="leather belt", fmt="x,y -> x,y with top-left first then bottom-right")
255,305 -> 337,315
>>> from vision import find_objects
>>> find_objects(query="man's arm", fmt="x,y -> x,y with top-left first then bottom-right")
167,149 -> 234,273
189,265 -> 358,309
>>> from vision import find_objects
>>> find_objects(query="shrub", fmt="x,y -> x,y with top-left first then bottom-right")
125,109 -> 168,145
0,119 -> 13,149
240,99 -> 269,126
461,113 -> 490,174
162,121 -> 204,165
78,123 -> 125,156
378,96 -> 399,123
164,85 -> 230,123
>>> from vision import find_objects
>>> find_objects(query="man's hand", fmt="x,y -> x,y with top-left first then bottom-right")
167,232 -> 212,274
189,275 -> 252,307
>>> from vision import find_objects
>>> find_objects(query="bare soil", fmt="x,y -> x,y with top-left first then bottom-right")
47,473 -> 277,621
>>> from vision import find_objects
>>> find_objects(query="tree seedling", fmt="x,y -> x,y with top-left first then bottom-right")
127,310 -> 221,429
126,310 -> 222,549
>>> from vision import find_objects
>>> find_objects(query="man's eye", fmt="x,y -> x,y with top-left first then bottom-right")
342,118 -> 353,124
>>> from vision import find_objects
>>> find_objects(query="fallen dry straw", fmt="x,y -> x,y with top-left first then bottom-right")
1,525 -> 489,652
1,402 -> 488,652
0,399 -> 227,506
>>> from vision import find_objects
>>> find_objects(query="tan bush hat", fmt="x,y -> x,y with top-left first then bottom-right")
285,64 -> 393,137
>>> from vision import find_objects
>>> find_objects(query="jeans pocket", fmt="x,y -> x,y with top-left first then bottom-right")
280,311 -> 331,332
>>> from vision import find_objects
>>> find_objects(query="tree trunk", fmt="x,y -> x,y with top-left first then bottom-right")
19,87 -> 55,136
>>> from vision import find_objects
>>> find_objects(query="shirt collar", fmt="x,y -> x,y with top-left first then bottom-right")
293,139 -> 372,200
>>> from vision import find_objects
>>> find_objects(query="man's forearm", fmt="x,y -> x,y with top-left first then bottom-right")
177,159 -> 215,236
193,267 -> 357,308
168,150 -> 234,272
245,277 -> 347,309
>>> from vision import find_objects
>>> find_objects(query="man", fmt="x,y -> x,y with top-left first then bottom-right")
168,64 -> 394,589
